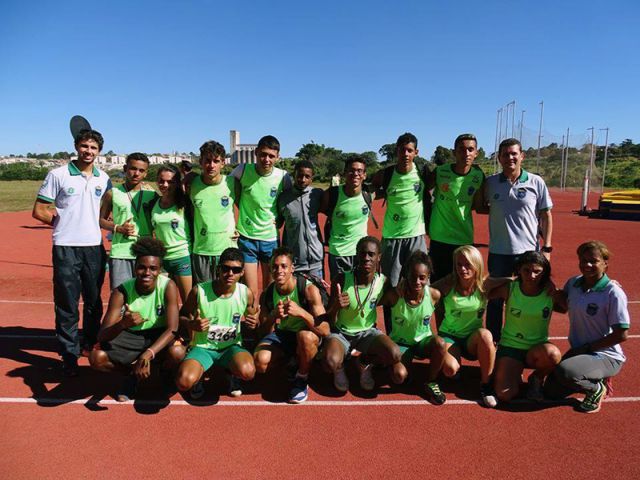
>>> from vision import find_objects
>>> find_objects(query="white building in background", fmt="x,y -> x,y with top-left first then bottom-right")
230,130 -> 257,164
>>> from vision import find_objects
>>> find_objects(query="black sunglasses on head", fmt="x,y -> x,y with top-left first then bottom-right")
219,265 -> 243,274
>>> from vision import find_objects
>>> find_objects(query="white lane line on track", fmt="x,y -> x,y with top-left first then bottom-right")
0,397 -> 638,407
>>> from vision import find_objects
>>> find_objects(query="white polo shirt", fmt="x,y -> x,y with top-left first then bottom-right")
486,170 -> 552,255
37,162 -> 112,246
564,274 -> 629,362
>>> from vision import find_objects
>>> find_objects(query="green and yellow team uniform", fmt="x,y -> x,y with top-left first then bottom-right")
186,282 -> 249,370
429,164 -> 484,245
110,184 -> 158,259
237,165 -> 287,241
500,282 -> 552,354
190,175 -> 237,256
271,281 -> 310,333
151,201 -> 191,259
329,187 -> 369,256
335,272 -> 386,334
120,275 -> 170,331
439,288 -> 487,343
382,167 -> 425,239
390,292 -> 435,358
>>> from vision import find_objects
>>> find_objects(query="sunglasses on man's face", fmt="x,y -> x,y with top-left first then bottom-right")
219,265 -> 243,274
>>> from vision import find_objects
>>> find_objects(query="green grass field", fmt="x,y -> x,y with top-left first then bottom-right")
0,181 -> 42,212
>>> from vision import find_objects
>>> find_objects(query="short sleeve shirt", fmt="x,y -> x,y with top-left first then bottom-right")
37,162 -> 112,246
486,170 -> 552,255
564,274 -> 629,362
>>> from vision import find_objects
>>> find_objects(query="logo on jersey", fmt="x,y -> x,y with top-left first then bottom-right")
510,308 -> 522,318
95,186 -> 102,197
516,332 -> 524,339
221,196 -> 230,207
193,199 -> 203,208
452,309 -> 462,317
388,188 -> 397,196
200,227 -> 207,236
477,308 -> 485,319
232,313 -> 241,324
67,187 -> 75,195
393,213 -> 400,222
270,186 -> 277,198
171,218 -> 179,230
516,188 -> 527,199
156,305 -> 165,317
423,315 -> 430,326
542,307 -> 551,319
395,316 -> 405,326
362,206 -> 369,215
413,183 -> 421,193
42,179 -> 49,189
467,186 -> 475,196
369,301 -> 377,310
442,183 -> 450,192
336,210 -> 346,219
586,303 -> 599,316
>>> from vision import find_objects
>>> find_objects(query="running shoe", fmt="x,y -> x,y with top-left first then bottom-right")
333,367 -> 349,393
190,379 -> 205,400
228,376 -> 243,397
526,373 -> 544,402
359,362 -> 375,391
425,382 -> 446,405
480,383 -> 498,408
578,380 -> 607,414
115,376 -> 137,402
288,377 -> 309,404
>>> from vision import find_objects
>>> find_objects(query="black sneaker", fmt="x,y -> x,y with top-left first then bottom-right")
425,382 -> 446,405
116,376 -> 138,402
62,358 -> 79,377
578,381 -> 607,414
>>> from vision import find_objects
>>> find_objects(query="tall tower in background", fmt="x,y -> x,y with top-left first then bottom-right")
229,130 -> 257,164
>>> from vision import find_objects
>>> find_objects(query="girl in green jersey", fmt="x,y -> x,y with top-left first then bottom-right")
153,165 -> 192,303
433,245 -> 510,408
490,251 -> 563,403
379,251 -> 447,405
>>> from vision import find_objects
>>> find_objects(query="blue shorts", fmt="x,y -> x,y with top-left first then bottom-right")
257,329 -> 299,357
238,236 -> 278,264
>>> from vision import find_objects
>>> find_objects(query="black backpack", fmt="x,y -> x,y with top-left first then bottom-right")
323,185 -> 378,246
262,272 -> 330,314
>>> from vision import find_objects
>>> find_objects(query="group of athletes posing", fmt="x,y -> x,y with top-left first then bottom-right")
33,130 -> 630,412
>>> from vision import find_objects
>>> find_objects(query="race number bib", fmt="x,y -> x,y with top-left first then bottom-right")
207,325 -> 238,343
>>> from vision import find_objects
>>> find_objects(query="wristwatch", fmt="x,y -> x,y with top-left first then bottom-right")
541,246 -> 553,253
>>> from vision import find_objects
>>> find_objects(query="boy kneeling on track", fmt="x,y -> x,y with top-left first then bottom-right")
175,247 -> 258,399
89,237 -> 185,401
254,247 -> 329,404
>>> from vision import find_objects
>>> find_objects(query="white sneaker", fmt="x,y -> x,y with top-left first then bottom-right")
480,383 -> 497,408
334,368 -> 349,393
228,376 -> 243,397
359,362 -> 375,391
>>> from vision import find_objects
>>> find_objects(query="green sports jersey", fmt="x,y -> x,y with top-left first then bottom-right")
382,166 -> 425,239
271,280 -> 312,332
439,288 -> 487,338
390,291 -> 434,346
190,175 -> 237,256
236,164 -> 287,241
110,185 -> 157,259
151,201 -> 191,260
429,164 -> 484,245
336,271 -> 386,334
191,282 -> 248,350
501,281 -> 552,349
328,187 -> 369,256
121,275 -> 170,331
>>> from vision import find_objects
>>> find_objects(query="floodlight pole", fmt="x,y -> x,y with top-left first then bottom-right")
494,108 -> 502,173
600,127 -> 610,193
519,110 -> 525,142
510,101 -> 516,138
536,101 -> 544,172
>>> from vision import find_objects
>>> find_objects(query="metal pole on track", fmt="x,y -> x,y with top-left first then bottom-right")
600,127 -> 610,193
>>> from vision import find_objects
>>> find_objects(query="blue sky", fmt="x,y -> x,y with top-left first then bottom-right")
1,0 -> 638,157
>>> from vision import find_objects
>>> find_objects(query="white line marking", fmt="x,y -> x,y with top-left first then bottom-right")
0,397 -> 637,407
0,300 -> 108,306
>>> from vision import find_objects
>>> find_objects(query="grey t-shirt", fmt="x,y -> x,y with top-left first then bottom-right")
486,170 -> 552,255
277,186 -> 324,271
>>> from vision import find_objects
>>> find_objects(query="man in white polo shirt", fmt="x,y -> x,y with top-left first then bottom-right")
483,138 -> 553,341
32,129 -> 112,376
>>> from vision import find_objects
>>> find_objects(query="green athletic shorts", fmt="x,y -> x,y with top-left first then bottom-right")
440,331 -> 476,360
185,344 -> 247,371
496,345 -> 529,364
397,336 -> 432,361
163,255 -> 192,277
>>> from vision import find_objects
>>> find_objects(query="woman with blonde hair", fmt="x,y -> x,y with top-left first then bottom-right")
432,245 -> 509,408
